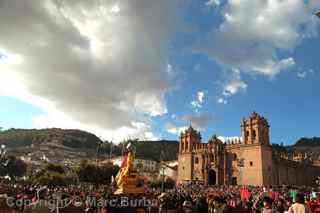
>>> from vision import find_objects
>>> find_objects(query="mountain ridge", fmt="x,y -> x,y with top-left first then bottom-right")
0,128 -> 319,162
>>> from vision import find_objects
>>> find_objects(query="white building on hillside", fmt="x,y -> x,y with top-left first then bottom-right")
159,160 -> 178,181
111,156 -> 158,172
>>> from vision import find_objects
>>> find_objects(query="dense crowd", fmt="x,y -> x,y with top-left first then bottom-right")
1,180 -> 320,213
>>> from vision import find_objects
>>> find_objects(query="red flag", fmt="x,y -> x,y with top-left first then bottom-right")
240,187 -> 250,201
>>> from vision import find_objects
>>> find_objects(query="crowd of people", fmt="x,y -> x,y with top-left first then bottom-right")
1,180 -> 320,213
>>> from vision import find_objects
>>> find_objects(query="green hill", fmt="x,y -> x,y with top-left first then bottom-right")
0,128 -> 102,149
0,128 -> 318,162
293,137 -> 320,147
272,137 -> 320,158
0,128 -> 179,161
120,140 -> 179,161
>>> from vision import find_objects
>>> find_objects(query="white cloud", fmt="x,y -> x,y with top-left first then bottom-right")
218,136 -> 242,143
296,68 -> 316,79
198,91 -> 204,103
206,0 -> 220,7
216,69 -> 246,103
166,63 -> 174,75
33,112 -> 158,143
164,113 -> 213,135
110,4 -> 120,13
217,97 -> 228,104
0,48 -> 23,65
253,58 -> 295,77
199,0 -> 319,77
297,71 -> 307,79
181,113 -> 212,129
191,91 -> 205,109
222,69 -> 247,97
164,123 -> 188,135
223,80 -> 247,97
0,0 -> 184,141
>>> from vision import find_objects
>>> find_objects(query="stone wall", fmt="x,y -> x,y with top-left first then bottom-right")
273,158 -> 320,186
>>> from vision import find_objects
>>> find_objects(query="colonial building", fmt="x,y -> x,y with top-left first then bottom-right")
159,160 -> 178,181
177,112 -> 320,186
111,156 -> 158,172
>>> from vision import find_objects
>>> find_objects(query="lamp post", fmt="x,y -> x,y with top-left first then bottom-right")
95,141 -> 102,165
316,176 -> 320,189
161,165 -> 165,192
160,143 -> 165,192
0,144 -> 6,157
0,144 -> 8,182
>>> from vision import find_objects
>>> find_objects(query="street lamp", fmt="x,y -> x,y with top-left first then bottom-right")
95,141 -> 102,165
159,143 -> 165,192
316,176 -> 320,187
0,144 -> 8,182
0,144 -> 6,157
160,164 -> 165,192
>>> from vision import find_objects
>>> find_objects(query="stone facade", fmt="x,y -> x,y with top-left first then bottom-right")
177,112 -> 320,186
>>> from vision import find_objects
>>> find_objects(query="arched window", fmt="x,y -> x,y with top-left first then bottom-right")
252,130 -> 256,141
245,131 -> 250,139
195,157 -> 199,164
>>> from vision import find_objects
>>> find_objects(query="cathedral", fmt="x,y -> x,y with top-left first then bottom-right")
177,112 -> 320,186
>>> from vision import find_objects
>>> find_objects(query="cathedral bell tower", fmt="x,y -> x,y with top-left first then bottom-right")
240,111 -> 270,145
179,126 -> 201,154
177,126 -> 201,183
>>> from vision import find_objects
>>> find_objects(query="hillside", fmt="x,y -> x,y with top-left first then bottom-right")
124,140 -> 179,161
3,128 -> 317,163
0,128 -> 102,149
293,137 -> 320,148
272,137 -> 320,163
272,137 -> 320,150
0,128 -> 179,162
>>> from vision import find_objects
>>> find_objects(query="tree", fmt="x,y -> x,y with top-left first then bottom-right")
0,155 -> 27,181
31,163 -> 78,188
46,163 -> 65,174
295,137 -> 320,147
37,172 -> 77,188
76,162 -> 119,185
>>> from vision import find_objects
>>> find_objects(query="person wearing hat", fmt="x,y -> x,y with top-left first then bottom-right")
182,200 -> 193,213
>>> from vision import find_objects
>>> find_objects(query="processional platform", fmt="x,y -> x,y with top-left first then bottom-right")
113,172 -> 146,195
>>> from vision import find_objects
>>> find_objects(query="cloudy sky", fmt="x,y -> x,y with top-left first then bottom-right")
0,0 -> 319,144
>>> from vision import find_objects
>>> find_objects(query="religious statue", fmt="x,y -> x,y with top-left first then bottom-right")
114,143 -> 134,188
112,143 -> 145,195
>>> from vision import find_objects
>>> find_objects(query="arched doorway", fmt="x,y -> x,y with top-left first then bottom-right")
208,169 -> 217,185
